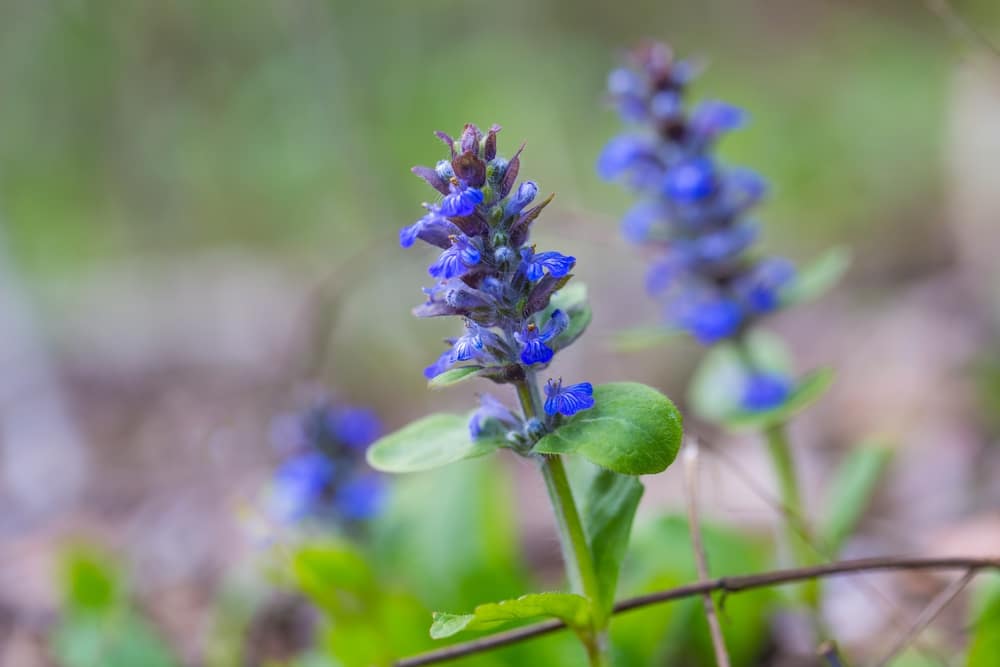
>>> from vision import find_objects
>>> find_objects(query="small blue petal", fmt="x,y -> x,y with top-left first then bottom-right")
428,236 -> 480,279
538,309 -> 569,343
734,257 -> 796,313
452,324 -> 484,361
597,135 -> 650,181
469,394 -> 519,439
424,349 -> 454,379
329,407 -> 382,450
520,248 -> 575,281
270,452 -> 334,522
650,91 -> 681,120
695,222 -> 757,263
335,475 -> 385,521
664,157 -> 716,202
621,201 -> 662,243
505,180 -> 538,218
677,297 -> 743,345
608,67 -> 644,96
691,101 -> 746,137
399,223 -> 420,248
520,338 -> 554,365
440,183 -> 484,217
543,379 -> 595,417
741,373 -> 791,412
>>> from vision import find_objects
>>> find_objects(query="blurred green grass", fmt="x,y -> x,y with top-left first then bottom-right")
4,0 -> 994,276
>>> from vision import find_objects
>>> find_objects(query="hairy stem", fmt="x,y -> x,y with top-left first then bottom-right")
515,373 -> 608,666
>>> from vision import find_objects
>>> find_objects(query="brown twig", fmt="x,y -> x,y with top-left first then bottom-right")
872,568 -> 976,667
394,557 -> 999,667
683,438 -> 731,667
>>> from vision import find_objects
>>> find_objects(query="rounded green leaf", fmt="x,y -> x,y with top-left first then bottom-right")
533,383 -> 683,475
366,413 -> 502,473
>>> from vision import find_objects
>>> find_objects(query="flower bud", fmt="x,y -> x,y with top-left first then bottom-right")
505,180 -> 538,218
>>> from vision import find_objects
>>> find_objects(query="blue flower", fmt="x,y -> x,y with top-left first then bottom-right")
469,394 -> 520,439
440,181 -> 484,217
402,124 -> 585,392
597,135 -> 652,181
650,91 -> 682,120
516,309 -> 568,365
741,373 -> 791,411
452,322 -> 485,361
544,379 -> 595,417
328,407 -> 382,451
734,258 -> 795,313
520,248 -> 576,281
621,200 -> 663,244
664,157 -> 717,202
505,180 -> 538,218
400,207 -> 457,248
269,452 -> 335,522
676,296 -> 742,344
690,100 -> 746,138
423,348 -> 454,379
335,474 -> 385,521
601,43 -> 797,355
692,222 -> 757,264
428,235 -> 481,279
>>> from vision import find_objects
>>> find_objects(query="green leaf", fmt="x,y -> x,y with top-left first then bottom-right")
52,615 -> 180,667
781,246 -> 852,307
581,467 -> 644,619
59,548 -> 121,614
610,325 -> 680,352
534,382 -> 683,475
547,282 -> 592,352
616,516 -> 775,667
820,443 -> 893,555
427,366 -> 483,389
429,592 -> 591,639
367,413 -> 503,473
968,576 -> 1000,666
290,542 -> 375,617
724,368 -> 834,431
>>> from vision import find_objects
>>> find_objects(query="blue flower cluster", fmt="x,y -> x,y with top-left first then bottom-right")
402,124 -> 594,444
599,42 -> 795,411
268,401 -> 385,524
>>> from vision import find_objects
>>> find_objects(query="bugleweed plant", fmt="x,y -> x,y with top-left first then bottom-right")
367,123 -> 683,665
268,399 -> 385,527
598,42 -> 853,629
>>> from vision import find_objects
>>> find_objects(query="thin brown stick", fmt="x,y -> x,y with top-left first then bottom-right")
872,568 -> 976,667
394,557 -> 999,667
683,439 -> 731,667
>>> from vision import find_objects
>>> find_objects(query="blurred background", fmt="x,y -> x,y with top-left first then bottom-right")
2,0 -> 1000,665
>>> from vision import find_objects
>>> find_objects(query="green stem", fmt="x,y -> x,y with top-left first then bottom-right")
765,424 -> 823,618
515,374 -> 610,666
